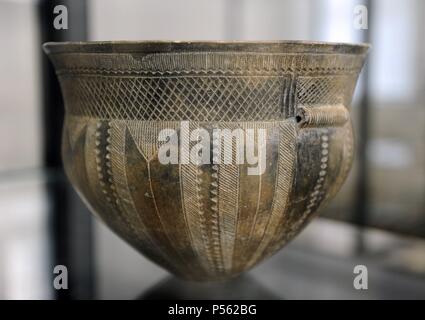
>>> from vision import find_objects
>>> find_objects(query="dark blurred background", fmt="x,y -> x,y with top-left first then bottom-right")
0,0 -> 424,299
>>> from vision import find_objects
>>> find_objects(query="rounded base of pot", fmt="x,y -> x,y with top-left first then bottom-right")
173,271 -> 246,283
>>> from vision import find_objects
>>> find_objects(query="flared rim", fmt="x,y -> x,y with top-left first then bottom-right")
43,40 -> 370,55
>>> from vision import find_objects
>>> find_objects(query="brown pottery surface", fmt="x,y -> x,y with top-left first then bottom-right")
44,41 -> 368,280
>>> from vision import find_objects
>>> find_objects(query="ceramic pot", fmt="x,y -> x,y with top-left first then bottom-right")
44,41 -> 368,281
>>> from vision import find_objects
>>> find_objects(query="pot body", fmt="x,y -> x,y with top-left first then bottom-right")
45,42 -> 367,280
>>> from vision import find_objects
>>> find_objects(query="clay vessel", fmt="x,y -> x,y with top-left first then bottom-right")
43,41 -> 368,281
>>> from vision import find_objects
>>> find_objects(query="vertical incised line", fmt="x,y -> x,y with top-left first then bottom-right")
146,161 -> 189,271
246,119 -> 297,268
214,124 -> 240,274
180,121 -> 215,275
180,163 -> 214,274
290,129 -> 329,234
109,120 -> 176,272
216,162 -> 239,274
271,128 -> 330,256
242,125 -> 262,261
210,157 -> 224,274
96,121 -> 145,242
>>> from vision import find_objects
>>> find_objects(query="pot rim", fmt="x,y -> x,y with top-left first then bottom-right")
43,40 -> 370,55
